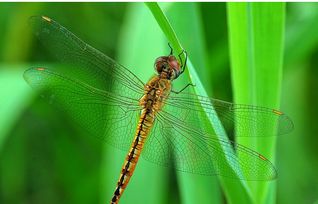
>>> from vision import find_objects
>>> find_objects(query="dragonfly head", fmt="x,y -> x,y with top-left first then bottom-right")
154,55 -> 181,80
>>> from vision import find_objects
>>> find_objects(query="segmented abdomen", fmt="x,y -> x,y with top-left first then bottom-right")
110,109 -> 155,204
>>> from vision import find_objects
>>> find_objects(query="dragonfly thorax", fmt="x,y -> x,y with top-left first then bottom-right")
154,55 -> 181,80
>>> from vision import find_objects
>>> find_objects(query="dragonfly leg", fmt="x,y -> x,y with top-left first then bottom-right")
172,83 -> 195,94
167,43 -> 188,75
168,43 -> 173,55
178,50 -> 188,75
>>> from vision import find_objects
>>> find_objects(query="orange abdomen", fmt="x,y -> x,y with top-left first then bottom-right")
110,109 -> 154,204
110,76 -> 171,204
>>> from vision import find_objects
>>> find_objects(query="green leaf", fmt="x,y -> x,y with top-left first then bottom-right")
146,3 -> 183,55
164,3 -> 220,204
227,2 -> 286,204
147,2 -> 253,204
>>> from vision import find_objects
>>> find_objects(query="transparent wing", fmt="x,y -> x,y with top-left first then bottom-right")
24,68 -> 142,151
29,16 -> 145,97
142,110 -> 277,180
141,89 -> 293,180
26,16 -> 147,151
164,91 -> 294,138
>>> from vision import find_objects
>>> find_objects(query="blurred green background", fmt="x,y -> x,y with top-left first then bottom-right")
0,2 -> 317,204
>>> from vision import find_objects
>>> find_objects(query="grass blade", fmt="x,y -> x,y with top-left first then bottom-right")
147,2 -> 252,203
227,2 -> 286,203
164,3 -> 220,204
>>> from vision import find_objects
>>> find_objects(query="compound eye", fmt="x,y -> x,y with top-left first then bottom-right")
169,60 -> 179,71
154,61 -> 162,73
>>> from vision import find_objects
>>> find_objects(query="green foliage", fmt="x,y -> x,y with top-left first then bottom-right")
228,3 -> 285,204
0,2 -> 317,204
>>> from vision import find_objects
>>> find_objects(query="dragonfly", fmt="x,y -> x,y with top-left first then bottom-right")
24,16 -> 293,204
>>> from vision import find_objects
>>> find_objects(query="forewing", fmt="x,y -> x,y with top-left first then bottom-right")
165,91 -> 294,138
29,16 -> 145,97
